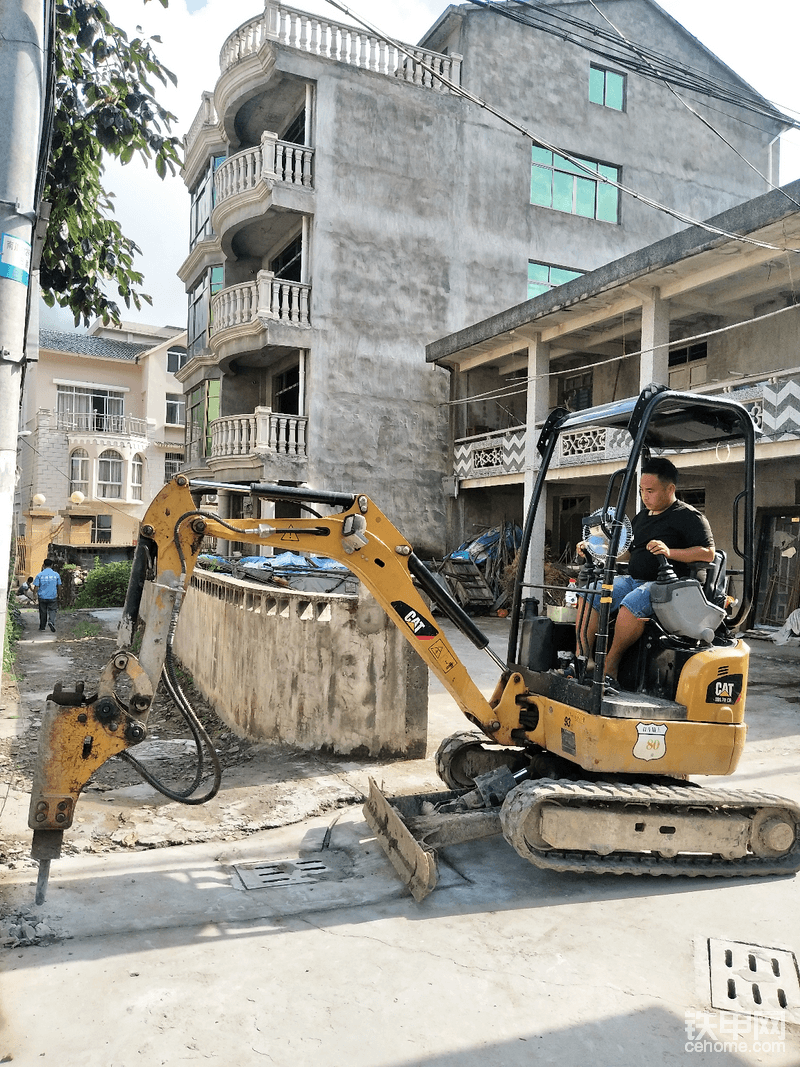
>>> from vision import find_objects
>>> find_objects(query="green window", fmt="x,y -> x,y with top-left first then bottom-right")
589,65 -> 625,110
531,147 -> 620,223
527,261 -> 583,299
187,379 -> 221,462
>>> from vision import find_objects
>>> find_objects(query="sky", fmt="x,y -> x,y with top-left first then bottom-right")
39,0 -> 800,334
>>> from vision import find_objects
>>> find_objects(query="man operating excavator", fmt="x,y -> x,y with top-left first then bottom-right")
575,457 -> 715,690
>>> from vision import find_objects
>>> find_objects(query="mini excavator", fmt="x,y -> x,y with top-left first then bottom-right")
28,385 -> 800,902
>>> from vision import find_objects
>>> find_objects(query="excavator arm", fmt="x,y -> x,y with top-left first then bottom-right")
28,476 -> 527,901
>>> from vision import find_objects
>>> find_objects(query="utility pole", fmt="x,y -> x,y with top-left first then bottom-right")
0,0 -> 47,653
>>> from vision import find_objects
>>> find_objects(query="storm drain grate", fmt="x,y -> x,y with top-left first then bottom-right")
708,938 -> 800,1021
232,851 -> 353,891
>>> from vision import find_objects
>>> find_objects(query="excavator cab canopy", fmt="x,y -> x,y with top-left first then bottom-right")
509,383 -> 760,664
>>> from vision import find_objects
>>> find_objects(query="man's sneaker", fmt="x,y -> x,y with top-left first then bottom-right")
48,623 -> 55,632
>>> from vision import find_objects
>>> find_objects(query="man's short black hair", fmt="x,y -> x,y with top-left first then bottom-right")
641,457 -> 678,486
43,558 -> 53,567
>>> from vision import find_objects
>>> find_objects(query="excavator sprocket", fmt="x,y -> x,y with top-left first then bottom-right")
501,779 -> 800,877
435,730 -> 525,789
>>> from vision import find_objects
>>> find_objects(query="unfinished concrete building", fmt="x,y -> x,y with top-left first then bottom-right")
177,0 -> 787,554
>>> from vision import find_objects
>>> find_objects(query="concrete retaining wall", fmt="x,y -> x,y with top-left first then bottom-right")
166,571 -> 428,757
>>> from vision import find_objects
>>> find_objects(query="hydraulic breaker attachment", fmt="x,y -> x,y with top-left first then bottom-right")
28,681 -> 147,904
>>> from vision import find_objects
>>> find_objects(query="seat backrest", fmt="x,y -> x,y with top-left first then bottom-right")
689,550 -> 727,607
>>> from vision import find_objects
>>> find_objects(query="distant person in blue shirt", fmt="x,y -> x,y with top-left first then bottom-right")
33,559 -> 62,633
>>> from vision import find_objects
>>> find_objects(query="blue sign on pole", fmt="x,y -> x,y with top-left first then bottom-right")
0,232 -> 31,285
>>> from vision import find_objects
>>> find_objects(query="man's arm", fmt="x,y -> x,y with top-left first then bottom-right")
646,540 -> 715,565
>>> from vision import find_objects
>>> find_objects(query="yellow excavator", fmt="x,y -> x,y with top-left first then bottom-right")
28,385 -> 800,902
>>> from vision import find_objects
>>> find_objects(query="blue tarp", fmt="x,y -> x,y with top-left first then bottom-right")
236,552 -> 348,571
449,524 -> 523,565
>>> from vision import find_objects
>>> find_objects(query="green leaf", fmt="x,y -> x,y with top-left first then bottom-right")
41,0 -> 178,325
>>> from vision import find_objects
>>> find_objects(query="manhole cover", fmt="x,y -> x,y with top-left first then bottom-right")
232,850 -> 353,890
708,938 -> 800,1022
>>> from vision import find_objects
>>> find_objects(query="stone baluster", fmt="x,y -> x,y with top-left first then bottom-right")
298,285 -> 309,325
254,406 -> 273,452
261,130 -> 278,183
265,0 -> 280,40
318,18 -> 329,58
448,53 -> 463,88
256,270 -> 276,320
348,30 -> 359,66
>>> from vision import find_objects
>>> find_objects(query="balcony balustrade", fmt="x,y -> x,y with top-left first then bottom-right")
452,373 -> 800,482
214,132 -> 314,210
210,408 -> 308,460
212,270 -> 311,340
53,411 -> 149,437
220,1 -> 461,91
454,427 -> 526,480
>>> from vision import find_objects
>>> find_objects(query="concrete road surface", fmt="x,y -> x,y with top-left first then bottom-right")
2,618 -> 800,1066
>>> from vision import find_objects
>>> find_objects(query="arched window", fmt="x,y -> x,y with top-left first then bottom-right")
69,448 -> 89,496
98,449 -> 123,498
132,454 -> 144,500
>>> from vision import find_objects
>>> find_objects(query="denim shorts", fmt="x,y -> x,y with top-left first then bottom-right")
579,574 -> 653,619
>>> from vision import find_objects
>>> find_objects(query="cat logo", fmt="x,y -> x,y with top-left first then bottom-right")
633,722 -> 667,761
390,601 -> 438,640
705,673 -> 743,705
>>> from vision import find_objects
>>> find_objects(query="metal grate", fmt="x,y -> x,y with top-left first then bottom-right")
232,851 -> 352,891
709,938 -> 800,1022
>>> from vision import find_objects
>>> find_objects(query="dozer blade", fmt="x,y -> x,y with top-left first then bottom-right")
363,777 -> 505,901
364,777 -> 438,902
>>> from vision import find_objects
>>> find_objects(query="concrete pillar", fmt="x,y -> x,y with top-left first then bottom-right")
639,287 -> 670,388
524,335 -> 550,595
216,488 -> 231,556
0,0 -> 45,649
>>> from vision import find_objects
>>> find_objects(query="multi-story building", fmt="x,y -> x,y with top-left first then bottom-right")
178,0 -> 787,553
16,321 -> 186,576
427,180 -> 800,627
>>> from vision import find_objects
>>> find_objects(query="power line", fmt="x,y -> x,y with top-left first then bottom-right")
324,0 -> 800,256
445,300 -> 800,406
484,0 -> 796,129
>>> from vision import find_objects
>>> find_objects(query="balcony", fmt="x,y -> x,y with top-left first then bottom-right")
212,131 -> 314,258
45,410 -> 149,440
219,2 -> 461,89
454,427 -> 526,481
210,270 -> 311,367
208,407 -> 308,482
452,373 -> 800,483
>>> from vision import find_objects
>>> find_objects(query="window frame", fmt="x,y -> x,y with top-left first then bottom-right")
589,64 -> 626,111
69,448 -> 90,496
527,260 -> 583,300
189,154 -> 225,250
186,379 -> 221,462
164,452 -> 184,482
57,384 -> 125,432
91,515 -> 112,544
132,454 -> 144,501
97,449 -> 123,499
531,147 -> 620,223
166,392 -> 186,426
167,347 -> 189,374
188,265 -> 224,359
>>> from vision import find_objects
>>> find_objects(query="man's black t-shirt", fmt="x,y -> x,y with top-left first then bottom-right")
627,500 -> 714,581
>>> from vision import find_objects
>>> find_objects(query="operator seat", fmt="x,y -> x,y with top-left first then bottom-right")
688,550 -> 727,608
650,552 -> 728,644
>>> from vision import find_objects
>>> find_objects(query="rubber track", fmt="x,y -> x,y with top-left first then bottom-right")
435,730 -> 519,790
500,779 -> 800,877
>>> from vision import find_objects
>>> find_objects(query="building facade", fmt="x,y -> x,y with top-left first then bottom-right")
427,181 -> 800,628
177,0 -> 787,553
16,322 -> 186,576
